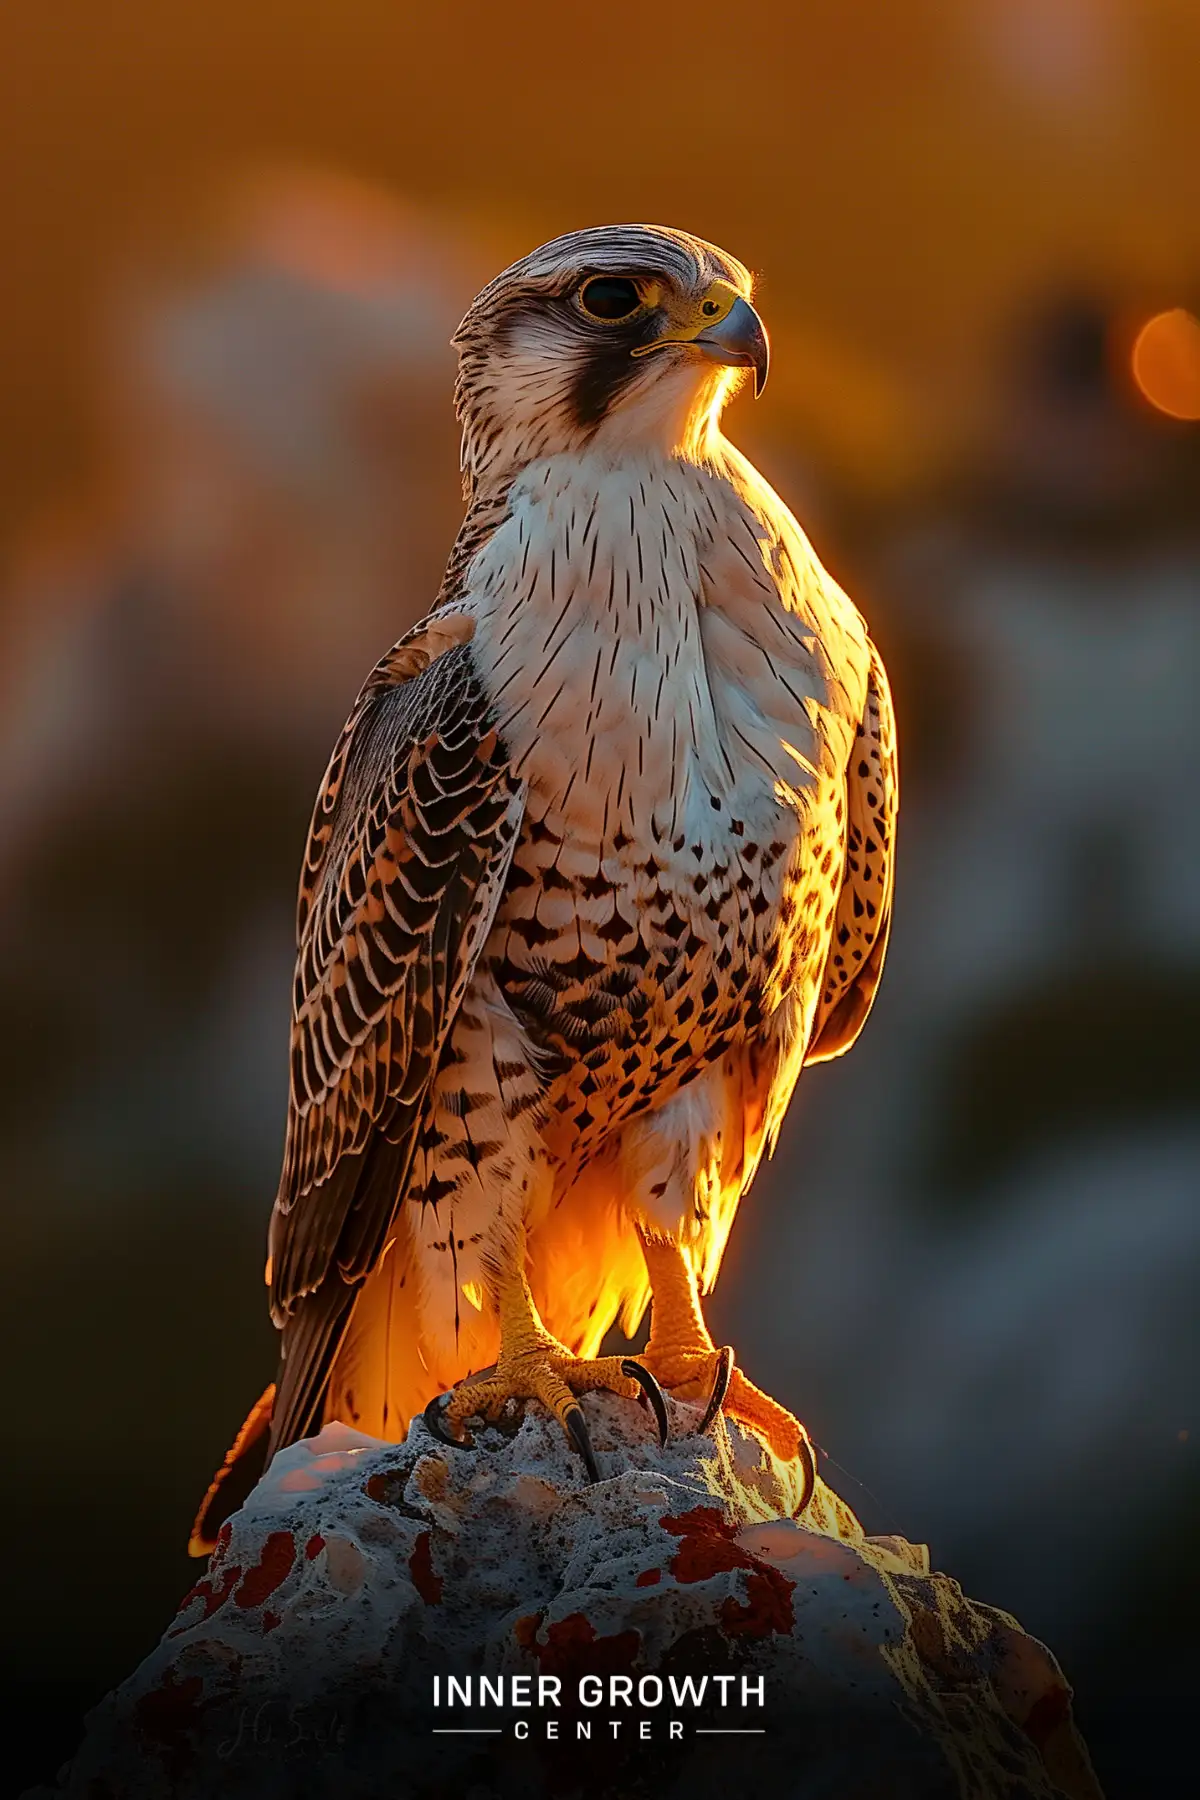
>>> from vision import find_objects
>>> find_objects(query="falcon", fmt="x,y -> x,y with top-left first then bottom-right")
192,224 -> 897,1552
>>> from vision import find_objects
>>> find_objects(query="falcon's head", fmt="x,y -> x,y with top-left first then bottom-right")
453,224 -> 768,493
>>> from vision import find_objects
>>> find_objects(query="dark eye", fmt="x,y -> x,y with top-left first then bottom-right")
578,276 -> 642,321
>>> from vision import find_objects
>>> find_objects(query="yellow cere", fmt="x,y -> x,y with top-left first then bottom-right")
633,278 -> 743,355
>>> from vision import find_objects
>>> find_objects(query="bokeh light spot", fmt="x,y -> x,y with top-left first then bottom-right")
1131,308 -> 1200,420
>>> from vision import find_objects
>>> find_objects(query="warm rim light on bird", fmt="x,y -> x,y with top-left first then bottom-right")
1130,308 -> 1200,420
192,224 -> 897,1556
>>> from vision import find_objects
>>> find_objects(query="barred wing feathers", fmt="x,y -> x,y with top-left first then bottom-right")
266,614 -> 525,1453
806,640 -> 898,1064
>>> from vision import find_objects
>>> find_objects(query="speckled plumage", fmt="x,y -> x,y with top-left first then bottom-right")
256,225 -> 898,1465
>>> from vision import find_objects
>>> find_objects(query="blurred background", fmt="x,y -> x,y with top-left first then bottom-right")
2,4 -> 1197,1794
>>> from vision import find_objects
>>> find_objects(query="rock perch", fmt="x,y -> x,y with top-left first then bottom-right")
33,1393 -> 1102,1798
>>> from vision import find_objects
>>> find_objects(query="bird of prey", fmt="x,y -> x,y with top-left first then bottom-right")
192,223 -> 897,1552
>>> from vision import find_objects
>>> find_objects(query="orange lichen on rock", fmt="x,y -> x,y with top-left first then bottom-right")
661,1502 -> 796,1639
528,1613 -> 641,1682
407,1530 -> 443,1604
234,1530 -> 296,1610
44,1395 -> 1102,1800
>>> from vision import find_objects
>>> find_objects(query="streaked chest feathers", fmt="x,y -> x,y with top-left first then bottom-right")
464,450 -> 868,1159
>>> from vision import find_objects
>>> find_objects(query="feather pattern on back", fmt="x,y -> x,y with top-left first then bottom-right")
266,613 -> 525,1451
248,221 -> 899,1462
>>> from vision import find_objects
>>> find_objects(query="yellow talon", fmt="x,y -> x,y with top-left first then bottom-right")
443,1344 -> 639,1437
636,1227 -> 807,1464
427,1235 -> 660,1480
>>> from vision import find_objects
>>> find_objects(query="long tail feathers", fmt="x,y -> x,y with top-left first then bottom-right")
188,1382 -> 276,1558
267,1278 -> 361,1462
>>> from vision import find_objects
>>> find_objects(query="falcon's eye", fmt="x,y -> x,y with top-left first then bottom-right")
578,277 -> 643,322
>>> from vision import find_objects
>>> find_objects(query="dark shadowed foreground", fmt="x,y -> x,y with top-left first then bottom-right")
30,1394 -> 1100,1800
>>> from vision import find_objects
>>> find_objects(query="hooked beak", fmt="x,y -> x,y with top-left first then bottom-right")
631,280 -> 771,398
693,295 -> 770,397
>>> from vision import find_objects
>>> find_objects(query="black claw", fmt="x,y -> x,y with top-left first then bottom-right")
795,1432 -> 817,1516
698,1346 -> 735,1435
565,1404 -> 602,1483
621,1359 -> 670,1448
423,1392 -> 473,1451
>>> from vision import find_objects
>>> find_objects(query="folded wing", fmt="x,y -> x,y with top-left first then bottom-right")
266,614 -> 525,1455
806,640 -> 898,1065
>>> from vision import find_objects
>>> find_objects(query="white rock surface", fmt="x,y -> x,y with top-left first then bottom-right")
33,1394 -> 1102,1799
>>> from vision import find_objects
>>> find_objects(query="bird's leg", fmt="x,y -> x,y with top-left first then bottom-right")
425,1228 -> 667,1479
636,1226 -> 810,1470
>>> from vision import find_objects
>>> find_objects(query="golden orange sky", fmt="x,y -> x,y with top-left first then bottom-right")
1,0 -> 1197,540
